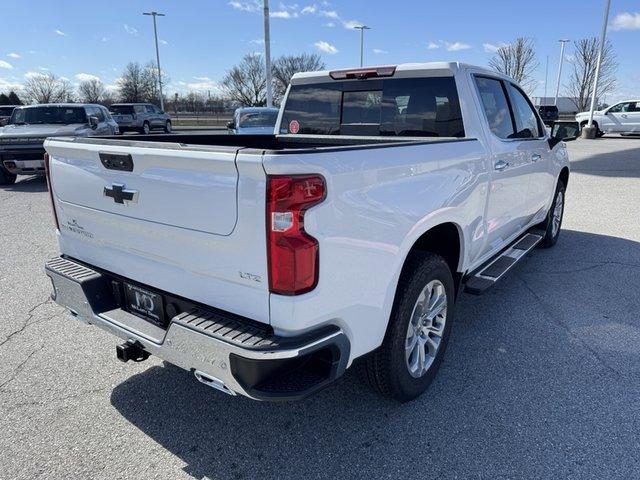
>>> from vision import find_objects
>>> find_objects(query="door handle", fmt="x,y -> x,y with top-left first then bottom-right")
494,160 -> 510,171
531,154 -> 542,162
621,114 -> 628,118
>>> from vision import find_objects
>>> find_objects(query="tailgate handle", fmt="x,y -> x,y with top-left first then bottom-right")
100,152 -> 134,172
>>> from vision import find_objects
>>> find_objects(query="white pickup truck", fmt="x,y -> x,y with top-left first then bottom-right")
44,63 -> 578,402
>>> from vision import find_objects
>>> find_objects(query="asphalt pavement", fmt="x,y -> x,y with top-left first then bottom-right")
1,137 -> 639,479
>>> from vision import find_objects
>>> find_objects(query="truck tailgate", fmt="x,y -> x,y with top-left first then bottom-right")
45,138 -> 270,324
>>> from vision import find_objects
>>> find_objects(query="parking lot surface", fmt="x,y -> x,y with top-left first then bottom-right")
1,137 -> 639,479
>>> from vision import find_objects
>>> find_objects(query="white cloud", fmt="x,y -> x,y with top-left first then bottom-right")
228,0 -> 261,13
27,50 -> 37,54
342,20 -> 363,29
315,40 -> 338,54
7,52 -> 20,59
75,73 -> 101,82
445,41 -> 471,51
0,77 -> 22,91
271,10 -> 298,19
0,60 -> 13,70
193,76 -> 211,81
123,24 -> 138,36
38,66 -> 49,71
320,10 -> 339,19
373,48 -> 388,54
483,42 -> 501,53
187,76 -> 221,92
101,36 -> 109,42
250,38 -> 265,45
611,12 -> 640,31
427,41 -> 440,50
25,71 -> 46,79
159,39 -> 168,45
323,22 -> 335,27
301,5 -> 317,14
55,29 -> 66,36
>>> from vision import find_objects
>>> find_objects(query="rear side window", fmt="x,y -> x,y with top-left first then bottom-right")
281,77 -> 465,137
506,83 -> 541,138
475,77 -> 514,139
110,105 -> 134,115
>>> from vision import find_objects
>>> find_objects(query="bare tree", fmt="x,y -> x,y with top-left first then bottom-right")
565,38 -> 617,112
489,37 -> 539,94
220,54 -> 267,107
272,53 -> 325,102
23,73 -> 75,104
116,61 -> 168,105
78,79 -> 106,103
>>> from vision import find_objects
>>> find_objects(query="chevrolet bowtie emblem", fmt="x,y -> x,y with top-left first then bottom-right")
103,183 -> 139,204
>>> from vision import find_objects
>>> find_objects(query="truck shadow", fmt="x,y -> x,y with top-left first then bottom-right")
110,229 -> 640,479
0,175 -> 47,192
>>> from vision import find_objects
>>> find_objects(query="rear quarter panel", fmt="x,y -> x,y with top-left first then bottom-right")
263,139 -> 489,360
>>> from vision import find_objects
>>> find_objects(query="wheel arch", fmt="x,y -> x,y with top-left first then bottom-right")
559,166 -> 569,188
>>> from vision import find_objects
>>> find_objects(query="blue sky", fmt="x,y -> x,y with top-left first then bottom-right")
1,0 -> 639,102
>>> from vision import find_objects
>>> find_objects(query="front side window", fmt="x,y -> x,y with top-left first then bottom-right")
608,102 -> 631,113
280,76 -> 464,137
506,83 -> 541,138
475,77 -> 514,139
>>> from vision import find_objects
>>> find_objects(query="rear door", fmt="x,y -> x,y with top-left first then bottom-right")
605,102 -> 634,132
473,75 -> 535,252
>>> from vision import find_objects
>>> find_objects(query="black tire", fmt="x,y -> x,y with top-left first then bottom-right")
164,120 -> 172,133
538,180 -> 566,248
0,167 -> 17,185
140,122 -> 150,135
363,252 -> 455,402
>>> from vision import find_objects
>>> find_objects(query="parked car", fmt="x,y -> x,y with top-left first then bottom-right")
0,105 -> 17,126
0,103 -> 118,185
110,103 -> 172,134
43,62 -> 577,402
227,107 -> 279,134
538,105 -> 559,125
575,100 -> 640,136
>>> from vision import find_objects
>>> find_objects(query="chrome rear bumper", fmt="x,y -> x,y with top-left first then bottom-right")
45,256 -> 350,401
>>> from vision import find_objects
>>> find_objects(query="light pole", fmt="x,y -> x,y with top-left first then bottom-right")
553,39 -> 570,106
353,25 -> 370,67
143,11 -> 165,111
263,0 -> 273,108
587,0 -> 612,132
543,55 -> 548,105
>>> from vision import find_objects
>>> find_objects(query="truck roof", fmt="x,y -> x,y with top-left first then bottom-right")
290,62 -> 509,85
14,103 -> 101,108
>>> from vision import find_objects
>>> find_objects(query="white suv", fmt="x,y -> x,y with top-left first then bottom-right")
576,100 -> 640,136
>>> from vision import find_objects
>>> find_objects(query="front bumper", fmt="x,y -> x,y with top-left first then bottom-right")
1,147 -> 46,175
45,256 -> 350,401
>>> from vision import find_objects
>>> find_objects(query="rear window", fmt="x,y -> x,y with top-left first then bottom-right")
238,111 -> 279,128
110,105 -> 135,114
0,106 -> 15,116
281,77 -> 465,137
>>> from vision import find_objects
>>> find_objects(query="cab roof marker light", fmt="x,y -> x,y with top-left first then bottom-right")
329,65 -> 397,80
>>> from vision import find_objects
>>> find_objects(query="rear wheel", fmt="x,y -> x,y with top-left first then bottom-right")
538,180 -> 566,248
141,122 -> 150,135
0,167 -> 17,185
164,120 -> 172,133
363,252 -> 455,402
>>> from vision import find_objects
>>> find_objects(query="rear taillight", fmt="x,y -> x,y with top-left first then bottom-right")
43,153 -> 59,230
266,175 -> 326,295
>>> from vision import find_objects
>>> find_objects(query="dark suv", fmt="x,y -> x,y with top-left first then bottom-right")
110,103 -> 172,134
538,105 -> 559,125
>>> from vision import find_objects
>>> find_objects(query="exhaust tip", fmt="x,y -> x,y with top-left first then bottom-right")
194,370 -> 236,396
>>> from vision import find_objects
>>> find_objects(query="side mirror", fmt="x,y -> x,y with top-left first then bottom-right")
549,121 -> 580,148
89,116 -> 99,129
226,121 -> 235,130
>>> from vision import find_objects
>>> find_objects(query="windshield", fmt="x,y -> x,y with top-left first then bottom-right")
0,106 -> 15,116
10,106 -> 87,125
281,77 -> 465,137
238,111 -> 278,128
110,105 -> 135,115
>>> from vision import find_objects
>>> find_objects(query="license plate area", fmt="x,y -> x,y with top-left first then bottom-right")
123,282 -> 166,328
